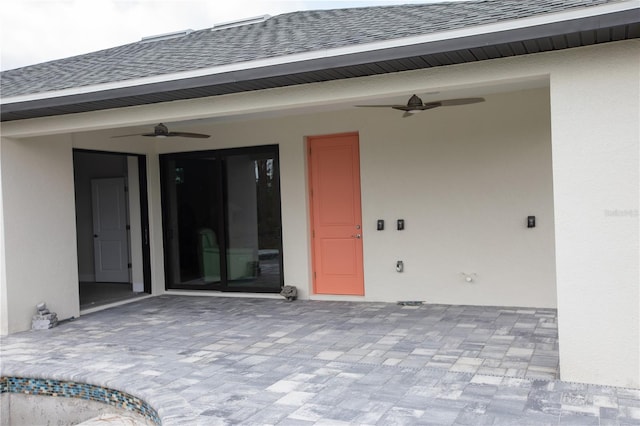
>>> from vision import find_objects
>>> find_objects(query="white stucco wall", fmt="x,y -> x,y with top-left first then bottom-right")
550,43 -> 640,388
0,138 -> 7,335
1,135 -> 80,332
152,87 -> 556,308
127,156 -> 145,292
360,89 -> 556,305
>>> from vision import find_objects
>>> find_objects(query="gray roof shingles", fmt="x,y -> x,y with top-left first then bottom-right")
0,0 -> 621,98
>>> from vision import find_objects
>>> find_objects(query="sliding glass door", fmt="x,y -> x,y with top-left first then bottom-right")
160,146 -> 283,292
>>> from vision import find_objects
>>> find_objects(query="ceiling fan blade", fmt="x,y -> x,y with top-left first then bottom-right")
111,133 -> 144,138
419,102 -> 443,110
112,123 -> 209,138
392,106 -> 416,112
355,104 -> 408,108
402,111 -> 415,118
356,97 -> 484,112
438,97 -> 485,106
167,132 -> 210,139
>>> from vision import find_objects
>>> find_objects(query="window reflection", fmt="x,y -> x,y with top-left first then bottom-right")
160,146 -> 282,292
226,154 -> 281,290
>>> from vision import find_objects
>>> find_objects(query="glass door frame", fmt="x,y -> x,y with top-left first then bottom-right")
159,145 -> 284,293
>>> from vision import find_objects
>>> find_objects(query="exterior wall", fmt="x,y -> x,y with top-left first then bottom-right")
0,138 -> 7,335
127,156 -> 145,292
360,89 -> 555,305
550,42 -> 640,388
154,88 -> 556,308
1,136 -> 80,333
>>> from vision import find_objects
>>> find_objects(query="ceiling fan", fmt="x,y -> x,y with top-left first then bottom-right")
113,123 -> 210,138
356,94 -> 485,117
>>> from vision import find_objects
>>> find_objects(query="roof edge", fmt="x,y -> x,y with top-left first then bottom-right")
2,0 -> 638,106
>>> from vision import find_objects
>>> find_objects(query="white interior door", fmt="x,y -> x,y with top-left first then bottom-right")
92,177 -> 130,282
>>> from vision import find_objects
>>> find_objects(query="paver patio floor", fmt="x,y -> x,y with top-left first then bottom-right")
1,296 -> 639,425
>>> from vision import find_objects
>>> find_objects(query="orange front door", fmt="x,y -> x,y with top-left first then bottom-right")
308,133 -> 364,295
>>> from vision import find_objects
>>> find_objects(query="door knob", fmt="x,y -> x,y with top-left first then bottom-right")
352,234 -> 361,239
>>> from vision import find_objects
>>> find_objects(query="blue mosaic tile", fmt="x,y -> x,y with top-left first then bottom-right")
1,376 -> 160,424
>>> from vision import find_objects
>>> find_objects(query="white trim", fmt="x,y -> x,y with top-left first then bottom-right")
2,1 -> 636,106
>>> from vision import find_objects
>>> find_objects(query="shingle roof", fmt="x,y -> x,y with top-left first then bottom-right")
0,0 -> 624,98
1,0 -> 638,122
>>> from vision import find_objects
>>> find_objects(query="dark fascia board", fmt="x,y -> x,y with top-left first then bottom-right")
2,8 -> 638,122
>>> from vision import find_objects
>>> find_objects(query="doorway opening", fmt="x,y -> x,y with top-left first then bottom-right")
159,145 -> 284,292
73,150 -> 151,310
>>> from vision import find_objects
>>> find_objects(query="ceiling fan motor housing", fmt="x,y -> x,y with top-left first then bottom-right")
154,123 -> 170,136
407,94 -> 424,109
